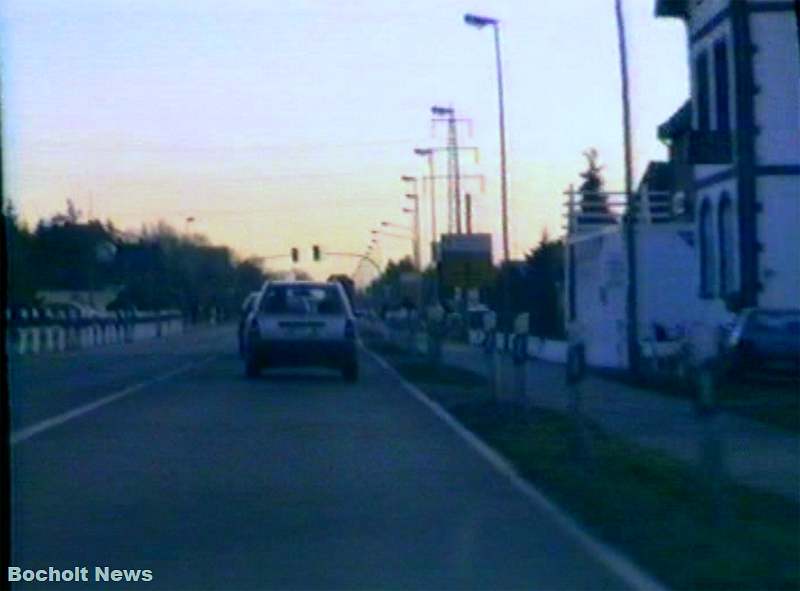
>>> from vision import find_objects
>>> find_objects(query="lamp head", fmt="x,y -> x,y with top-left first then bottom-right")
464,13 -> 497,28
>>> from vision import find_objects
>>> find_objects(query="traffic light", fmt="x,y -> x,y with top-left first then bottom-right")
312,245 -> 321,262
291,248 -> 299,263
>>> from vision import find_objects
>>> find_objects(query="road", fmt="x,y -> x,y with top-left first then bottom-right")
9,326 -> 636,590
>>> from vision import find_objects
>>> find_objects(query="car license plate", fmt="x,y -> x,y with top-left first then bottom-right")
285,325 -> 319,338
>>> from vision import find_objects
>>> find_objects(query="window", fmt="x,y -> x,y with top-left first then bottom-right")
718,195 -> 736,295
713,39 -> 730,131
699,198 -> 716,296
695,51 -> 710,131
261,285 -> 344,315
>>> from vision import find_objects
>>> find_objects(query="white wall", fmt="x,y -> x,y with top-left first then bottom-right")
636,223 -> 699,333
751,11 -> 800,165
757,175 -> 800,308
572,232 -> 628,369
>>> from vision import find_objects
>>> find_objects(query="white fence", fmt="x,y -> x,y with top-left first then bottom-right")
5,309 -> 184,356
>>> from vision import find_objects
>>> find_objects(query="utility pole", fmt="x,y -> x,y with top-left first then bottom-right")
615,0 -> 640,376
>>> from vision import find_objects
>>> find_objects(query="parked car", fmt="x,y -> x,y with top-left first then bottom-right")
238,291 -> 261,357
243,281 -> 358,381
723,308 -> 800,379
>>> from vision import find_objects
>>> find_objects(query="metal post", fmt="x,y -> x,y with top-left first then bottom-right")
427,153 -> 437,248
449,110 -> 463,234
493,23 -> 509,263
615,0 -> 640,375
416,198 -> 421,272
465,193 -> 473,234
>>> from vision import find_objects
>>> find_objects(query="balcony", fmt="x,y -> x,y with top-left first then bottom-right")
655,0 -> 688,19
687,130 -> 733,165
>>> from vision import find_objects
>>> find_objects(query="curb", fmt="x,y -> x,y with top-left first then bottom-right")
365,346 -> 668,591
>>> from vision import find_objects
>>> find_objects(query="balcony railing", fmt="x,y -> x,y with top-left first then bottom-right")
562,190 -> 676,238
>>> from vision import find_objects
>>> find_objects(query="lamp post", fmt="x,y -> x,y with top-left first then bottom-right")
403,193 -> 421,271
464,13 -> 509,261
413,149 -> 437,258
465,12 -> 511,347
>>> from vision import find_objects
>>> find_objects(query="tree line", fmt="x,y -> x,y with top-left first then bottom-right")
366,231 -> 565,339
4,200 -> 269,320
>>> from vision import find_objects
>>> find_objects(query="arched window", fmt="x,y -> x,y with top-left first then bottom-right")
699,198 -> 716,297
718,194 -> 736,295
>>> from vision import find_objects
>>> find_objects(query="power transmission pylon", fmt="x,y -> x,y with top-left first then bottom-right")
432,106 -> 474,234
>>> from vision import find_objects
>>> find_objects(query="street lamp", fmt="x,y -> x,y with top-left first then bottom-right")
431,105 -> 453,116
403,194 -> 421,271
414,148 -> 437,257
381,221 -> 411,232
464,12 -> 508,262
465,12 -> 511,349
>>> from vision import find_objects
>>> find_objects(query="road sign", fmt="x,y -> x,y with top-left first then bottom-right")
439,233 -> 493,288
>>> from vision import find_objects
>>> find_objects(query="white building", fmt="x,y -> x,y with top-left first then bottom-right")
566,0 -> 800,370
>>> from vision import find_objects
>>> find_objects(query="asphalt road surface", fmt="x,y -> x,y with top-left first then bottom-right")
9,326 -> 638,590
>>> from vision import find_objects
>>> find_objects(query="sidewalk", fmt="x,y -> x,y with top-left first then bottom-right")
440,341 -> 800,503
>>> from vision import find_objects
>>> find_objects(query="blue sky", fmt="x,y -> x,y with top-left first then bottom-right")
1,0 -> 689,280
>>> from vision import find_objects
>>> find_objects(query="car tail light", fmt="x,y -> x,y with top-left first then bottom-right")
345,319 -> 356,340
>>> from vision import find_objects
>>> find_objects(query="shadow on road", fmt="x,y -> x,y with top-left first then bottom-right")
241,370 -> 345,384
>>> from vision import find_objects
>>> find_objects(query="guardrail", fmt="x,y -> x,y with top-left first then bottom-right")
4,309 -> 184,355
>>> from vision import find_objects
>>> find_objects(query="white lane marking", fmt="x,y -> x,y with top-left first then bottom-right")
366,348 -> 668,591
10,355 -> 216,446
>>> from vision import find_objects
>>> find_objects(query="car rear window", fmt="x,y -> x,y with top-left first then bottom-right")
260,285 -> 344,316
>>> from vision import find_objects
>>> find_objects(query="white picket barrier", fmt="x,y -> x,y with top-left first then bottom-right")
7,309 -> 185,356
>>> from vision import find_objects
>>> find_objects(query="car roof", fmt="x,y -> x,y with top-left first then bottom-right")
266,281 -> 333,288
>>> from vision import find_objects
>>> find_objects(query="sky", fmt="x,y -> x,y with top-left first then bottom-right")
1,0 -> 689,282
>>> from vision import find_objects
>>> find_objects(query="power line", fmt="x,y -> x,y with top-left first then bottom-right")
19,138 -> 420,154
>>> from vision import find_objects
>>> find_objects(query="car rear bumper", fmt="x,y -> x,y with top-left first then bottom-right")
250,338 -> 356,368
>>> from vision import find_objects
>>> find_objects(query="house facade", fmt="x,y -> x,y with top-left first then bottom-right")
565,0 -> 799,370
657,0 -> 800,316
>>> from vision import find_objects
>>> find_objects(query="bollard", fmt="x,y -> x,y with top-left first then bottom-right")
46,327 -> 55,352
426,305 -> 445,366
566,342 -> 592,469
698,411 -> 729,526
694,363 -> 718,416
511,333 -> 528,407
18,328 -> 28,355
31,327 -> 41,354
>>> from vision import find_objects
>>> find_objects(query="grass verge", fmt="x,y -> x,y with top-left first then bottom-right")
369,339 -> 800,591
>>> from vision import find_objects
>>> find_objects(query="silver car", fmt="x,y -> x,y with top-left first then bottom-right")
243,281 -> 358,382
